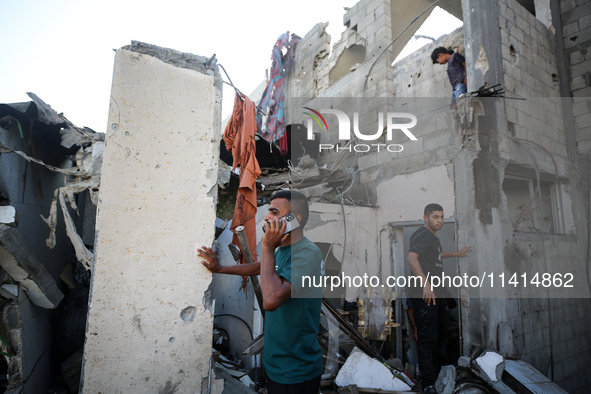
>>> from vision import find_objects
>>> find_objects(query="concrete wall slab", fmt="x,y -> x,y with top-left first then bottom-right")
82,46 -> 221,393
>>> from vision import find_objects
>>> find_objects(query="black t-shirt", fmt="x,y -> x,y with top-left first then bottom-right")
447,52 -> 466,88
409,226 -> 445,297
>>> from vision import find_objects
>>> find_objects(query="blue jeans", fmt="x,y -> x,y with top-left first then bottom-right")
451,83 -> 467,107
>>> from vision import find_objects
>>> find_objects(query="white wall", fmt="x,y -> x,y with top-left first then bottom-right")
82,47 -> 221,393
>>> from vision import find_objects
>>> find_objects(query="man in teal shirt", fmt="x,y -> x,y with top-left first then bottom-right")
199,190 -> 324,393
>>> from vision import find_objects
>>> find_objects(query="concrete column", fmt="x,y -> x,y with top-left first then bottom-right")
461,0 -> 505,90
81,42 -> 221,393
458,0 -> 510,353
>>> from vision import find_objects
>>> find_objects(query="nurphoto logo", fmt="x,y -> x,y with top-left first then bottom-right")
302,107 -> 419,153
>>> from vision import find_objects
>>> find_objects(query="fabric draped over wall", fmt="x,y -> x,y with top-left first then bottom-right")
257,31 -> 300,155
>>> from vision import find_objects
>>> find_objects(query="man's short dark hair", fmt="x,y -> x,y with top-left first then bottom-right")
424,203 -> 444,216
270,189 -> 309,228
431,47 -> 453,64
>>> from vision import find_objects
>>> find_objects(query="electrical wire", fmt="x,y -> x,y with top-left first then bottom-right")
354,0 -> 440,152
214,314 -> 253,339
287,159 -> 307,185
362,0 -> 440,99
217,63 -> 267,116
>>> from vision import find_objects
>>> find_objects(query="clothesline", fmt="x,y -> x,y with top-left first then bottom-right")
218,63 -> 267,116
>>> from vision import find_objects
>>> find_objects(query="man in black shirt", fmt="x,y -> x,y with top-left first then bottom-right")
407,203 -> 472,393
431,47 -> 468,110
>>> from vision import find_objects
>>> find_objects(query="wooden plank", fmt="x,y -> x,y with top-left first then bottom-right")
242,333 -> 264,356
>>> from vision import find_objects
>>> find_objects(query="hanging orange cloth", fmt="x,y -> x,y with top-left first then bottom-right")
224,93 -> 261,267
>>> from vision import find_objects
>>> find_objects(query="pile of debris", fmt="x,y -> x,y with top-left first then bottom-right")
208,308 -> 568,394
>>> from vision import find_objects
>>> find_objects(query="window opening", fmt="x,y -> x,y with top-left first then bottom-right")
502,175 -> 565,233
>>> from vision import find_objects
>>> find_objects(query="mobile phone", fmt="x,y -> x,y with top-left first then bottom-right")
262,213 -> 300,234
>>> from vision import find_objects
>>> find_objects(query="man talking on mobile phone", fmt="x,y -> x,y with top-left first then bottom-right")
198,190 -> 324,394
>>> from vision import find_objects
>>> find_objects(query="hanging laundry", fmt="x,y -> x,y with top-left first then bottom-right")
224,93 -> 261,270
257,31 -> 300,154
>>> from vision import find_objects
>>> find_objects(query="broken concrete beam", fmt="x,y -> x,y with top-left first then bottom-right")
475,351 -> 504,381
470,351 -> 515,394
1,284 -> 18,298
335,347 -> 411,391
81,42 -> 222,392
338,385 -> 360,394
457,356 -> 471,368
435,365 -> 456,394
258,167 -> 322,187
504,360 -> 568,394
0,206 -> 17,226
242,333 -> 264,356
213,364 -> 258,394
0,225 -> 64,309
298,182 -> 333,199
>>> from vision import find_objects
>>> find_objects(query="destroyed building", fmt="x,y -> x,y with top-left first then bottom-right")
0,0 -> 589,392
0,94 -> 102,392
207,0 -> 591,392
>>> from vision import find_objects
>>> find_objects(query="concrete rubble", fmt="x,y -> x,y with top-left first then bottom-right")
435,365 -> 456,394
335,347 -> 411,391
1,89 -> 102,392
0,225 -> 64,309
475,350 -> 505,382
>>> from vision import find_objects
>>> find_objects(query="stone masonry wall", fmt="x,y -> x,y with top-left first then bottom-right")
561,0 -> 591,155
392,28 -> 465,99
497,1 -> 591,392
500,0 -> 569,176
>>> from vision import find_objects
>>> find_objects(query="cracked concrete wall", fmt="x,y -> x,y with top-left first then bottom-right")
81,44 -> 221,393
306,202 -> 380,302
288,0 -> 395,101
500,0 -> 568,161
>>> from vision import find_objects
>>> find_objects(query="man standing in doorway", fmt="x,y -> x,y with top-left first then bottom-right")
407,203 -> 472,393
198,190 -> 324,394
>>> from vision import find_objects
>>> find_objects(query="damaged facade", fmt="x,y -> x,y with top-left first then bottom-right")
214,0 -> 591,392
0,94 -> 102,392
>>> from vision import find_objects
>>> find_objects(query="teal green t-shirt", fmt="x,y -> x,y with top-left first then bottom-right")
263,237 -> 324,384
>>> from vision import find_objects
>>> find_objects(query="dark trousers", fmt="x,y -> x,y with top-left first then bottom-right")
267,375 -> 321,394
412,298 -> 449,387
